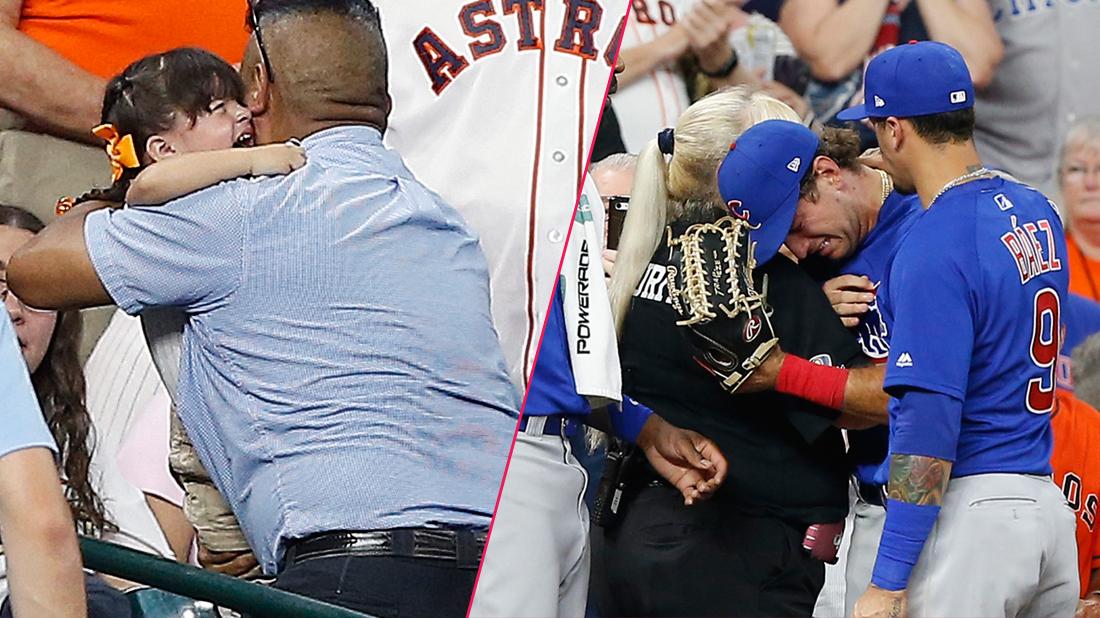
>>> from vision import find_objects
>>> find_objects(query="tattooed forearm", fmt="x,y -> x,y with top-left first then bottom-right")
887,454 -> 953,506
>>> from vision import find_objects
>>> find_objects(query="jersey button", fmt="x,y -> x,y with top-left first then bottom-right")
552,150 -> 566,163
556,75 -> 569,86
548,229 -> 564,243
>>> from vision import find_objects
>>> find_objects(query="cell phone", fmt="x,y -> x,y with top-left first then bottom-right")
606,195 -> 629,251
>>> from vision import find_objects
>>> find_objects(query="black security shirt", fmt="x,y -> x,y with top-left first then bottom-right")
620,234 -> 867,525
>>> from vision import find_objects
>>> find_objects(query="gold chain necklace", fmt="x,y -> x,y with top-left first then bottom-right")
877,169 -> 893,206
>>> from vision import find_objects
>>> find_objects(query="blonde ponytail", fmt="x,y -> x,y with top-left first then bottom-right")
608,86 -> 801,337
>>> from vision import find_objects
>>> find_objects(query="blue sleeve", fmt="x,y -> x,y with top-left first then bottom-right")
872,387 -> 962,590
83,183 -> 246,315
609,396 -> 654,443
0,316 -> 56,459
883,223 -> 977,400
890,388 -> 963,461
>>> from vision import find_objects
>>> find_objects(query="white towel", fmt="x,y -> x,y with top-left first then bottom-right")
560,177 -> 621,406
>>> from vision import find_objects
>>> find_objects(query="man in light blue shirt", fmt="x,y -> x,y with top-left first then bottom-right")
8,2 -> 518,615
0,315 -> 86,617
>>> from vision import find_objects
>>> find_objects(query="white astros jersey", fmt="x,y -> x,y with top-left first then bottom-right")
376,0 -> 628,390
614,0 -> 692,153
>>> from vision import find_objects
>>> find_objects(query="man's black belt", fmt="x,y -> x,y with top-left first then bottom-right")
519,413 -> 582,437
284,527 -> 487,569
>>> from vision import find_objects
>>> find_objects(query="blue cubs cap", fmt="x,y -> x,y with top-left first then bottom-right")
836,41 -> 974,121
716,119 -> 819,264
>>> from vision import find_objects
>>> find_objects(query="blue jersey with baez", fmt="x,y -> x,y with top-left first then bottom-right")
882,176 -> 1068,478
832,191 -> 922,485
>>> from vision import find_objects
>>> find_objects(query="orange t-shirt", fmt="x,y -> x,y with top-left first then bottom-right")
18,1 -> 249,80
1051,389 -> 1100,597
1066,232 -> 1100,302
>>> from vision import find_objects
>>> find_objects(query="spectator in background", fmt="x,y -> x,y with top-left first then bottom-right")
590,154 -> 637,278
0,313 -> 86,618
614,0 -> 766,153
1077,333 -> 1100,412
591,154 -> 638,201
975,1 -> 1100,197
0,207 -> 108,537
0,0 -> 250,362
1060,118 -> 1100,303
779,0 -> 1001,137
0,206 -> 132,617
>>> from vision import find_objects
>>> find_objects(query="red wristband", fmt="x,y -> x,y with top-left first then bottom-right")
775,354 -> 849,410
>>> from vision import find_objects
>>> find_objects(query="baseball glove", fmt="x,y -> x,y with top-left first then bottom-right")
666,216 -> 779,393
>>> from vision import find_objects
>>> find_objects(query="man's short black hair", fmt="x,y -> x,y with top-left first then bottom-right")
890,108 -> 976,145
253,0 -> 380,27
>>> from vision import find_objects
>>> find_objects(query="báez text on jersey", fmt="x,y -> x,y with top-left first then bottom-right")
1001,217 -> 1063,285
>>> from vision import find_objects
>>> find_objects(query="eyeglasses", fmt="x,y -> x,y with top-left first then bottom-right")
1063,164 -> 1100,181
0,278 -> 56,315
247,1 -> 276,83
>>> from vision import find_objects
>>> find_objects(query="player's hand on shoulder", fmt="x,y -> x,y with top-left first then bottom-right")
823,275 -> 876,328
249,143 -> 307,177
852,585 -> 907,618
636,414 -> 728,505
859,148 -> 886,172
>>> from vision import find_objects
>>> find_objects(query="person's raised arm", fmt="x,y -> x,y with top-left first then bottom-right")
0,0 -> 105,143
7,200 -> 114,310
126,143 -> 306,206
0,447 -> 87,618
617,26 -> 690,90
778,0 -> 891,83
914,0 -> 1003,90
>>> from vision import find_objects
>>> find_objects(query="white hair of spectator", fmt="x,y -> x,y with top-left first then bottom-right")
607,86 -> 801,333
589,153 -> 638,177
1073,332 -> 1100,410
1059,116 -> 1100,177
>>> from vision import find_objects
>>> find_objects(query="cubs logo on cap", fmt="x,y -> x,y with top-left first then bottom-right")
717,120 -> 820,265
836,41 -> 975,121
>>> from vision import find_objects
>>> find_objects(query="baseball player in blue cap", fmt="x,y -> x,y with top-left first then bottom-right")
716,117 -> 923,618
837,41 -> 1077,617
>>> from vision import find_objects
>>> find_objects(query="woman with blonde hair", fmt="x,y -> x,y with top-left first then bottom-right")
592,90 -> 868,616
608,86 -> 801,332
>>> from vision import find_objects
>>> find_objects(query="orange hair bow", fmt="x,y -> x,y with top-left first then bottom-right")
55,196 -> 76,217
92,124 -> 140,182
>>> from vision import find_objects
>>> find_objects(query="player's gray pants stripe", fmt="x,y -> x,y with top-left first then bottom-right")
470,429 -> 590,617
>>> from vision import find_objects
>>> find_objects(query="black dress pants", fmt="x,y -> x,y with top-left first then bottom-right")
269,554 -> 477,618
591,484 -> 825,617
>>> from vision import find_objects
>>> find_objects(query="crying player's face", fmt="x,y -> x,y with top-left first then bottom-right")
788,187 -> 864,261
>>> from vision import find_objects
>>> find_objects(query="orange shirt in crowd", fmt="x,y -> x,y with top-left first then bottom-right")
18,0 -> 249,79
1067,232 -> 1100,303
1052,389 -> 1100,597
